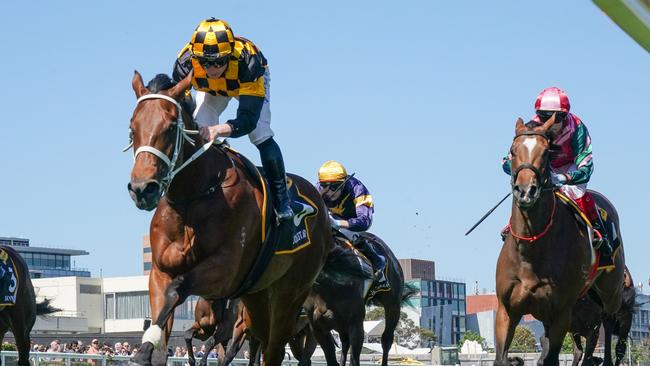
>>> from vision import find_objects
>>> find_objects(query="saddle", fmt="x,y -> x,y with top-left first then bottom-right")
554,191 -> 619,271
223,148 -> 318,298
331,231 -> 389,300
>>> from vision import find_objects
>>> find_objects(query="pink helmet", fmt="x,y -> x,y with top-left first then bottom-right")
534,87 -> 570,112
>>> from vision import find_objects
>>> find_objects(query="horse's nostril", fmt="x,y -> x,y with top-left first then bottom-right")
529,185 -> 538,197
143,182 -> 159,196
513,185 -> 522,193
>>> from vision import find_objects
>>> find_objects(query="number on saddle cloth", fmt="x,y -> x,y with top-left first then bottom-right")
0,250 -> 17,306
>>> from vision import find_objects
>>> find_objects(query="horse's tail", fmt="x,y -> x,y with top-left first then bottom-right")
36,298 -> 60,316
401,282 -> 419,307
318,245 -> 373,285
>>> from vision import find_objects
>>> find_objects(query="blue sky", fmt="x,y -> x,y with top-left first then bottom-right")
1,1 -> 648,292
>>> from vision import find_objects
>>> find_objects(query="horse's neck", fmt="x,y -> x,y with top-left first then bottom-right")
166,140 -> 230,203
510,192 -> 555,239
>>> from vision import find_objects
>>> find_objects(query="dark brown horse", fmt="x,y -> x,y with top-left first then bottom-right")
303,233 -> 415,366
495,116 -> 625,366
127,72 -> 332,366
0,246 -> 58,366
571,267 -> 636,366
184,298 -> 236,366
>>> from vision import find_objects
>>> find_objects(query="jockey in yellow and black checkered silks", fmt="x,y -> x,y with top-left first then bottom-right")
172,18 -> 294,223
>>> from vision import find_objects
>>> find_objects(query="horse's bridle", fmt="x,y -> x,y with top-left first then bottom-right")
510,130 -> 552,189
124,93 -> 217,196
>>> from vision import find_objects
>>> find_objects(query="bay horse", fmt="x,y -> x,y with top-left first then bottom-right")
570,267 -> 636,366
127,72 -> 332,366
303,233 -> 416,366
184,298 -> 235,366
0,246 -> 58,366
495,116 -> 625,366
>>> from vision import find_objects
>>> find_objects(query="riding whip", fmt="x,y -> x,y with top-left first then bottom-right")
464,192 -> 511,236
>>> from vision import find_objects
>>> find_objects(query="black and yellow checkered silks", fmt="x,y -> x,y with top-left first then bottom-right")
177,36 -> 268,98
190,18 -> 235,59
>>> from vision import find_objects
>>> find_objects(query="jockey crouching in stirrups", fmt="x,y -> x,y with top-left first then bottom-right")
502,87 -> 613,267
172,18 -> 293,223
316,161 -> 390,290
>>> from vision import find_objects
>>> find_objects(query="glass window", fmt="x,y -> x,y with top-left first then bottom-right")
105,294 -> 115,319
116,291 -> 150,319
143,262 -> 152,271
64,256 -> 70,269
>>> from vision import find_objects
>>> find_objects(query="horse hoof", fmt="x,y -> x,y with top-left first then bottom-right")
508,357 -> 524,366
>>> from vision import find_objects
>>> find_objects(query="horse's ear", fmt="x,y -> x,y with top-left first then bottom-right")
169,72 -> 193,99
540,113 -> 556,131
132,71 -> 148,98
515,117 -> 525,133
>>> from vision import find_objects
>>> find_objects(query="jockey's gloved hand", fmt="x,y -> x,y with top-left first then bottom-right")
551,173 -> 568,186
329,214 -> 341,229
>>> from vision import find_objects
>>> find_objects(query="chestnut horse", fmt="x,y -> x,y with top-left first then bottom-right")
495,116 -> 625,366
127,72 -> 332,366
571,267 -> 635,366
0,246 -> 58,366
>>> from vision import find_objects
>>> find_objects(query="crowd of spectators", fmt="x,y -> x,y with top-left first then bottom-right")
24,339 -> 224,359
29,339 -> 139,356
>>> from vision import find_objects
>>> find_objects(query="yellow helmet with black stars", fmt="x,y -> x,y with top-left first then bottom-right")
318,161 -> 348,182
190,18 -> 235,60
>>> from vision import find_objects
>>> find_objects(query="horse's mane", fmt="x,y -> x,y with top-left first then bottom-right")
146,74 -> 176,93
146,73 -> 196,117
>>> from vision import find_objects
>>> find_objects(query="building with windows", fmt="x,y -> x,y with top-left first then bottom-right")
398,259 -> 467,346
32,275 -> 197,334
631,290 -> 650,342
0,236 -> 90,278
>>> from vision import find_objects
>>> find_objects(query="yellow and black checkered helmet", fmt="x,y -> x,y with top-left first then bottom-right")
318,161 -> 347,182
190,18 -> 235,60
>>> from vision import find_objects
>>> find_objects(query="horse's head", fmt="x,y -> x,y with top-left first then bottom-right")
127,71 -> 193,211
510,115 -> 556,209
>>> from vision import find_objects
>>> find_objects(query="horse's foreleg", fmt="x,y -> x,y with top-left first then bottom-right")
570,333 -> 583,366
581,325 -> 600,366
348,322 -> 365,366
381,303 -> 400,366
311,323 -> 339,366
197,335 -> 216,366
538,310 -> 571,366
302,327 -> 317,366
494,303 -> 522,366
248,336 -> 262,366
339,332 -> 350,366
602,322 -> 614,366
613,337 -> 627,366
185,327 -> 198,366
134,269 -> 188,366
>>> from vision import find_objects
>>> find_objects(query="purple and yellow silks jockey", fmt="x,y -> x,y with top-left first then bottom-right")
316,161 -> 389,290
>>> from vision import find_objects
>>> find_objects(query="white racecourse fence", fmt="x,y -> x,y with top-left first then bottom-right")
0,351 -> 423,366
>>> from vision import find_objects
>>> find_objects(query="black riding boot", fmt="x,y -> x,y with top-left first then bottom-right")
258,138 -> 293,222
592,217 -> 613,268
354,237 -> 389,290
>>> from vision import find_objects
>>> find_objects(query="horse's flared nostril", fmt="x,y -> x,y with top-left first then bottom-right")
528,185 -> 538,197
